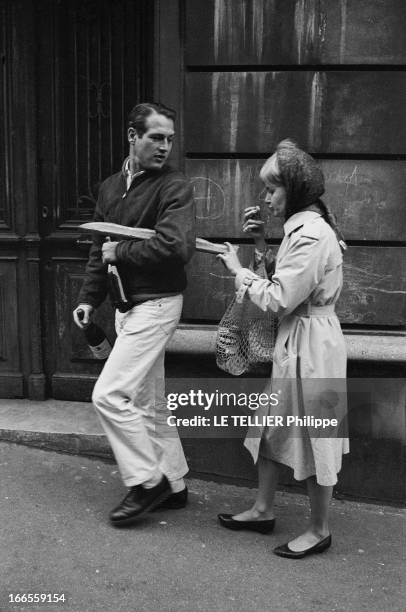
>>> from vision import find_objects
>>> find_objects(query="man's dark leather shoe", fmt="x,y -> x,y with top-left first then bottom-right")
109,475 -> 171,526
151,487 -> 188,511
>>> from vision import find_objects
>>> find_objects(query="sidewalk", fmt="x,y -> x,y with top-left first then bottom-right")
0,399 -> 109,458
1,441 -> 405,612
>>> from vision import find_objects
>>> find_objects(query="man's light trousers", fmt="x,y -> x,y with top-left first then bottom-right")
92,295 -> 188,487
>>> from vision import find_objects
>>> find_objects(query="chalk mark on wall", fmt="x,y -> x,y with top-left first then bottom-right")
344,263 -> 406,294
190,177 -> 225,220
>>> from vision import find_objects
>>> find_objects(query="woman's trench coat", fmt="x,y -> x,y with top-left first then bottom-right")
235,210 -> 349,486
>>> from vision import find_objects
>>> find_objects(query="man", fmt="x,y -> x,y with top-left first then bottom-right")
73,102 -> 195,526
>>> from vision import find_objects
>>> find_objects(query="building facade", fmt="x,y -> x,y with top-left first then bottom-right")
1,0 -> 405,500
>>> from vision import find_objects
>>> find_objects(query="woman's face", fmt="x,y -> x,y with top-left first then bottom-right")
264,180 -> 287,218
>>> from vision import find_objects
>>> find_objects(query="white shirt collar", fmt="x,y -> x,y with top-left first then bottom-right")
123,157 -> 144,177
122,157 -> 145,189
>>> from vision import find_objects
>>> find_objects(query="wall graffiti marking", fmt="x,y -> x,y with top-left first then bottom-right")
190,176 -> 225,220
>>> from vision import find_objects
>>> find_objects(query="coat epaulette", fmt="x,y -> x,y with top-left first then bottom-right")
299,217 -> 323,240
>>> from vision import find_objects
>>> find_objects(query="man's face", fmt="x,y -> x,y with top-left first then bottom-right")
129,113 -> 175,170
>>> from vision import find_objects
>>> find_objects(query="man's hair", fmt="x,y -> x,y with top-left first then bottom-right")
128,102 -> 176,136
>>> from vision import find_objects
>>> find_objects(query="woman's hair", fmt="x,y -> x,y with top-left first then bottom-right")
261,139 -> 347,251
259,151 -> 282,186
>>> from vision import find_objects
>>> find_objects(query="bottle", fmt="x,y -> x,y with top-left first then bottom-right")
107,263 -> 132,312
83,322 -> 112,360
105,236 -> 132,313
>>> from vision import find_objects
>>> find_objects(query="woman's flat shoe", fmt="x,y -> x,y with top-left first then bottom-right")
273,534 -> 332,559
218,513 -> 275,534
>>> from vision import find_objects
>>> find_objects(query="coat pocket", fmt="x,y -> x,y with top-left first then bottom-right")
273,319 -> 292,363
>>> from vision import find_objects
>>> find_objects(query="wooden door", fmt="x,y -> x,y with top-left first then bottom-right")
0,0 -> 43,398
0,0 -> 148,399
36,0 -> 153,400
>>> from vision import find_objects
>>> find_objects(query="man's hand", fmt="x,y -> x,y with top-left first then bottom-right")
73,304 -> 94,329
102,240 -> 119,264
217,243 -> 243,276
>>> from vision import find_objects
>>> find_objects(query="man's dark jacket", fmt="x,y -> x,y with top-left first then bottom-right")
78,164 -> 196,308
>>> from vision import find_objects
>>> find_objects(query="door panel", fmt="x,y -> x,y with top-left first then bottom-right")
37,0 -> 153,234
0,259 -> 23,396
42,255 -> 116,401
37,0 -> 154,398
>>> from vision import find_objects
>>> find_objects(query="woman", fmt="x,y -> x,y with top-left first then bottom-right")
217,139 -> 349,558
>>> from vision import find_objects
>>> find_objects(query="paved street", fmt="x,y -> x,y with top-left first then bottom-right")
1,442 -> 405,612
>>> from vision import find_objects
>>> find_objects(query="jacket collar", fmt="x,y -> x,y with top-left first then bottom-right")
121,156 -> 170,178
283,210 -> 321,236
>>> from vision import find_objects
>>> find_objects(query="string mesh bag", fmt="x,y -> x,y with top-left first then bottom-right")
216,288 -> 278,376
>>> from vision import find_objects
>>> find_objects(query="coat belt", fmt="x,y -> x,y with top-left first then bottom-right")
292,303 -> 336,317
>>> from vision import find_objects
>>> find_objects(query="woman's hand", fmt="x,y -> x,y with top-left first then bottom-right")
242,206 -> 265,239
217,242 -> 243,276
